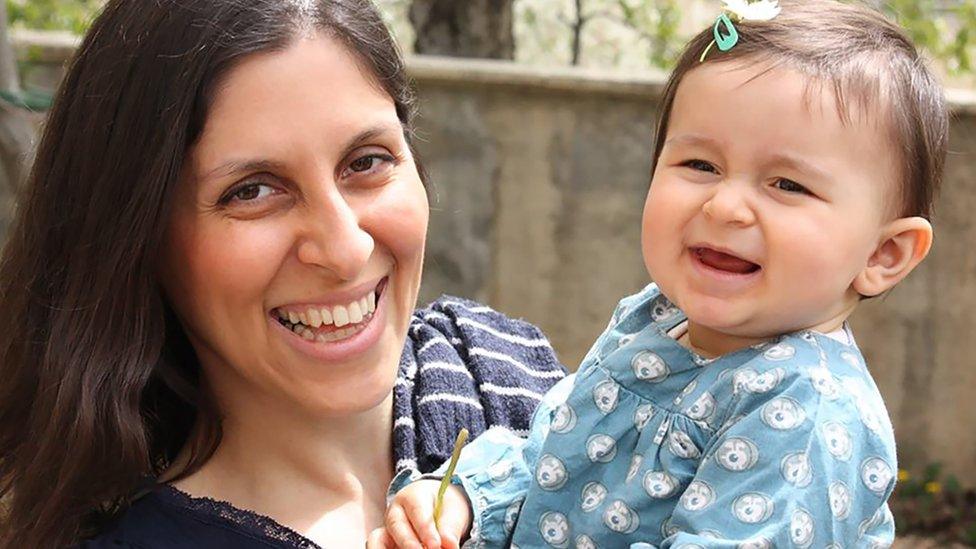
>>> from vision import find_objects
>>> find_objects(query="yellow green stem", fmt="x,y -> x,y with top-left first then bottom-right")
434,428 -> 469,530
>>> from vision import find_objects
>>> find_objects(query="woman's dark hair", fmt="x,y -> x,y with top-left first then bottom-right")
652,0 -> 947,219
0,0 -> 423,545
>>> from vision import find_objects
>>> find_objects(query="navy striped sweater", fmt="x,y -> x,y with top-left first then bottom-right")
394,295 -> 568,474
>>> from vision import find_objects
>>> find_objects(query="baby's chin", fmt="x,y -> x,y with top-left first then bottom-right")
687,310 -> 829,344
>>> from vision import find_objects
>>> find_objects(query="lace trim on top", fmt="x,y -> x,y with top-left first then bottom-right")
157,484 -> 322,549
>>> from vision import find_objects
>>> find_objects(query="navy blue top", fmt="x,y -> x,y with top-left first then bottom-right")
77,297 -> 566,548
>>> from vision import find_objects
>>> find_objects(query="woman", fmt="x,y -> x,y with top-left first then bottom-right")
0,1 -> 565,546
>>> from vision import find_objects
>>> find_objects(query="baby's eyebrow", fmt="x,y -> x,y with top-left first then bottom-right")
763,152 -> 830,181
664,134 -> 723,149
664,134 -> 831,181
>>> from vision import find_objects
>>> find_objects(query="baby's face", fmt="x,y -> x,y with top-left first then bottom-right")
643,60 -> 896,340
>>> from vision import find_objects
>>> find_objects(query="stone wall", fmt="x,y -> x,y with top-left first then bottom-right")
10,31 -> 976,485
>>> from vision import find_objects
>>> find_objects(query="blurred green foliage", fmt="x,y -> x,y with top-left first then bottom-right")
4,0 -> 976,77
881,0 -> 976,75
6,0 -> 103,34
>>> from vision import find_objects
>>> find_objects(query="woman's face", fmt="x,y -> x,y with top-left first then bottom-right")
161,34 -> 428,417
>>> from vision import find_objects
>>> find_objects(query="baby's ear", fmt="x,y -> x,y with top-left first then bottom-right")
853,217 -> 933,297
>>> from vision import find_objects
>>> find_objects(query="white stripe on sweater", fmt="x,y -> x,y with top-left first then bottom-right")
419,361 -> 474,378
396,458 -> 418,470
394,416 -> 415,430
469,347 -> 563,379
479,382 -> 545,401
417,393 -> 484,409
422,311 -> 451,322
439,300 -> 495,314
417,337 -> 452,355
456,318 -> 551,347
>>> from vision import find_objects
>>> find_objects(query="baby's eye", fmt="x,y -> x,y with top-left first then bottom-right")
773,178 -> 810,195
682,159 -> 719,174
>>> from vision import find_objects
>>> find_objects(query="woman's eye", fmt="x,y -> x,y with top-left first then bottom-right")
773,178 -> 810,195
222,182 -> 277,204
345,153 -> 394,177
683,159 -> 719,174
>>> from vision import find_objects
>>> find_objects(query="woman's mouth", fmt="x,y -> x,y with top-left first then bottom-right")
272,278 -> 387,344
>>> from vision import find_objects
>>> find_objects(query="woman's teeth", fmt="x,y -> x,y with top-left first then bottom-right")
276,291 -> 378,341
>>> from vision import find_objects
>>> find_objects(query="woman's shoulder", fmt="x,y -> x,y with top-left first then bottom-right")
75,486 -> 310,548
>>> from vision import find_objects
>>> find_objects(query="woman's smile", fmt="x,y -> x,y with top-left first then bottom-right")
270,276 -> 391,361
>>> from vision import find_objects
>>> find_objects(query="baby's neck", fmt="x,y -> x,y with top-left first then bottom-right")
679,313 -> 851,358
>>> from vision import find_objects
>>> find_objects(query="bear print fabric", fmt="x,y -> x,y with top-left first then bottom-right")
411,284 -> 897,548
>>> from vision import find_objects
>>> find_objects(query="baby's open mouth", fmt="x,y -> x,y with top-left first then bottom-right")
273,278 -> 387,343
692,247 -> 761,274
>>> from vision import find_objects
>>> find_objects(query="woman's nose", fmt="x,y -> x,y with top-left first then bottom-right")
701,181 -> 756,227
296,190 -> 374,280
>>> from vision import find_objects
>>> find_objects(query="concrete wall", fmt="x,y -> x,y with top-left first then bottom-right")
10,31 -> 976,485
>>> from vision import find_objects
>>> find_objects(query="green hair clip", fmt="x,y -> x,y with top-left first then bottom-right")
700,0 -> 781,62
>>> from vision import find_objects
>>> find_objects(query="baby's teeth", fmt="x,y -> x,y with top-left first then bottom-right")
333,305 -> 350,327
298,311 -> 309,325
301,328 -> 315,341
307,308 -> 323,328
348,301 -> 363,323
367,292 -> 376,313
288,311 -> 300,325
359,296 -> 369,315
321,307 -> 334,326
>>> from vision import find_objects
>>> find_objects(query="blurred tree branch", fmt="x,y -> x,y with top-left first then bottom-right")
409,0 -> 515,59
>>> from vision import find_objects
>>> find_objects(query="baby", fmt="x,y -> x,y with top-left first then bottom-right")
370,0 -> 948,547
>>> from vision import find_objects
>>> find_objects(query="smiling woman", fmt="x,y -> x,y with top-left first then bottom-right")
0,1 -> 564,547
161,36 -> 429,421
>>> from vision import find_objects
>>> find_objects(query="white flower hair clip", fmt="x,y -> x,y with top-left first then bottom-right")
700,0 -> 781,62
722,0 -> 781,21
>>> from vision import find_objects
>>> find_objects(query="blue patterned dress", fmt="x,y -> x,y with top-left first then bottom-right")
428,284 -> 896,548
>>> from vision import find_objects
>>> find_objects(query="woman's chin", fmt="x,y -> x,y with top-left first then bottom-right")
309,373 -> 397,416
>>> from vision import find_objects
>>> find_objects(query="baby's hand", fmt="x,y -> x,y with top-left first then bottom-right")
366,479 -> 472,549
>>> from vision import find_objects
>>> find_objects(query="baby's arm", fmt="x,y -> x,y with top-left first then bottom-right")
372,374 -> 577,548
661,370 -> 896,546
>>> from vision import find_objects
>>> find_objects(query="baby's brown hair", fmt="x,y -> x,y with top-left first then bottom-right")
652,0 -> 949,219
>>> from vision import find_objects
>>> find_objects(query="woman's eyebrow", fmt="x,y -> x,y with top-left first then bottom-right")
335,121 -> 404,160
199,122 -> 404,183
202,159 -> 288,182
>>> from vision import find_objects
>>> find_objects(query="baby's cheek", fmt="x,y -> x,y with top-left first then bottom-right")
641,206 -> 676,281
